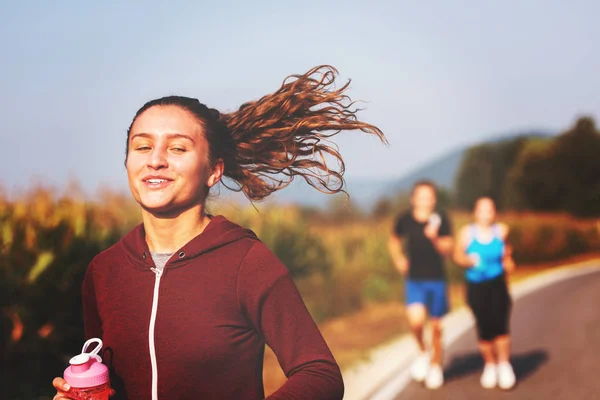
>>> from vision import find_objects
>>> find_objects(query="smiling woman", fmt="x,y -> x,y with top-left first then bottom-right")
52,65 -> 387,400
126,106 -> 218,220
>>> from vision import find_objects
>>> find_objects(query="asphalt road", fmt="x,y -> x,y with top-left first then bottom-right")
394,268 -> 600,400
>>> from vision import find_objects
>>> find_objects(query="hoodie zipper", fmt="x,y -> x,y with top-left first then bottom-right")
149,267 -> 163,400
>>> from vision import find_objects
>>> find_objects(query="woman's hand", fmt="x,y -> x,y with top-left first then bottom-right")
467,253 -> 480,268
503,243 -> 516,274
52,377 -> 72,400
52,377 -> 115,399
503,257 -> 516,274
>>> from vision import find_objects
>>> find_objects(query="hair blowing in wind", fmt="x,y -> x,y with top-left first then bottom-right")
126,65 -> 388,203
220,64 -> 388,201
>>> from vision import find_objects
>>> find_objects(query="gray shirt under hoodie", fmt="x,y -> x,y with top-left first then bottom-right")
150,252 -> 174,272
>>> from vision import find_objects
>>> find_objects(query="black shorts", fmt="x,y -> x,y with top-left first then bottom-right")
467,274 -> 512,341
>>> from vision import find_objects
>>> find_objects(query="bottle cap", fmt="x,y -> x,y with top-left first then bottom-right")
428,213 -> 441,227
64,338 -> 109,388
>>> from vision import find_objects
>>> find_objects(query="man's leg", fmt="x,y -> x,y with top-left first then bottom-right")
428,280 -> 449,366
405,280 -> 428,350
430,317 -> 443,366
406,303 -> 427,352
405,280 -> 430,381
423,281 -> 449,389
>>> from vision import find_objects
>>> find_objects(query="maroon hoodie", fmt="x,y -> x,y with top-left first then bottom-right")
82,215 -> 344,400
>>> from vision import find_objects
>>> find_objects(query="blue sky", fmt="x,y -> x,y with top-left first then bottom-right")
1,0 -> 598,197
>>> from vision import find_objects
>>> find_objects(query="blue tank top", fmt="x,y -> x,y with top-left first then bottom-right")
465,224 -> 505,283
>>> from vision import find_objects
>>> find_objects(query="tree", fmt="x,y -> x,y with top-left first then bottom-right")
436,186 -> 454,212
453,137 -> 527,210
503,138 -> 555,210
371,197 -> 394,219
507,116 -> 600,217
548,117 -> 600,216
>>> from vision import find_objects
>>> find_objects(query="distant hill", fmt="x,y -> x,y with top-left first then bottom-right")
387,130 -> 554,192
261,130 -> 555,211
386,146 -> 464,192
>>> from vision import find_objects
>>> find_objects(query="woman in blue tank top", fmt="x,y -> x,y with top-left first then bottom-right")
453,197 -> 517,390
464,223 -> 506,284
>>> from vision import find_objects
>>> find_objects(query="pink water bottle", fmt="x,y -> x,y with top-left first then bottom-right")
61,338 -> 112,400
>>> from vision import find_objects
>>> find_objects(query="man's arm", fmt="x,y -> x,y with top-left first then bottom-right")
423,214 -> 454,256
387,234 -> 409,275
433,235 -> 454,256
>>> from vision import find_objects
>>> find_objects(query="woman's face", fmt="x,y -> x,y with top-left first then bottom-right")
126,105 -> 221,216
473,197 -> 496,225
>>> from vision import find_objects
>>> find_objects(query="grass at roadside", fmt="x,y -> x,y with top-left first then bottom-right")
262,252 -> 600,396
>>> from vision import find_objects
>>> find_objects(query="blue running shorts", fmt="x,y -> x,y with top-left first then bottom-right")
405,279 -> 448,318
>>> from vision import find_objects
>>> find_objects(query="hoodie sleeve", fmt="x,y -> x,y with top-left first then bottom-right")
236,242 -> 344,400
82,260 -> 103,341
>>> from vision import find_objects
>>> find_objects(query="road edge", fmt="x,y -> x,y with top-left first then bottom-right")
341,258 -> 600,400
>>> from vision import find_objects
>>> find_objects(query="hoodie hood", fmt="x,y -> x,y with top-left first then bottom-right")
120,215 -> 258,270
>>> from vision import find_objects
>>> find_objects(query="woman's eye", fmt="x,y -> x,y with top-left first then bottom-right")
136,146 -> 151,151
171,147 -> 186,153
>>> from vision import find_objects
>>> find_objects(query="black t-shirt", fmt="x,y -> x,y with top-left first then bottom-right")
393,210 -> 452,281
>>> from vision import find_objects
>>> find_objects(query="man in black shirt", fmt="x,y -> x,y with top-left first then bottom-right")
388,179 -> 454,389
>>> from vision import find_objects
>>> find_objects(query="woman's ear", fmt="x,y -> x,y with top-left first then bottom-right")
207,158 -> 224,188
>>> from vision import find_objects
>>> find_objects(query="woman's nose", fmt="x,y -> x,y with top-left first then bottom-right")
148,148 -> 168,169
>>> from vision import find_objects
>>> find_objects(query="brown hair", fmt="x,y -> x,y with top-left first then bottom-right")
473,196 -> 496,210
410,179 -> 438,196
126,65 -> 387,202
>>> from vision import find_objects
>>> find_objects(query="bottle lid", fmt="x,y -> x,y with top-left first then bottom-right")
64,338 -> 109,388
428,213 -> 441,227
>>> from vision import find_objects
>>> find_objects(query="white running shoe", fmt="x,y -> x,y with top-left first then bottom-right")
410,352 -> 430,382
425,364 -> 444,389
480,363 -> 497,389
498,361 -> 516,390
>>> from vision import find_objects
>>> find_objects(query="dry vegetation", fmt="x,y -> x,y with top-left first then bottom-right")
1,185 -> 599,398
